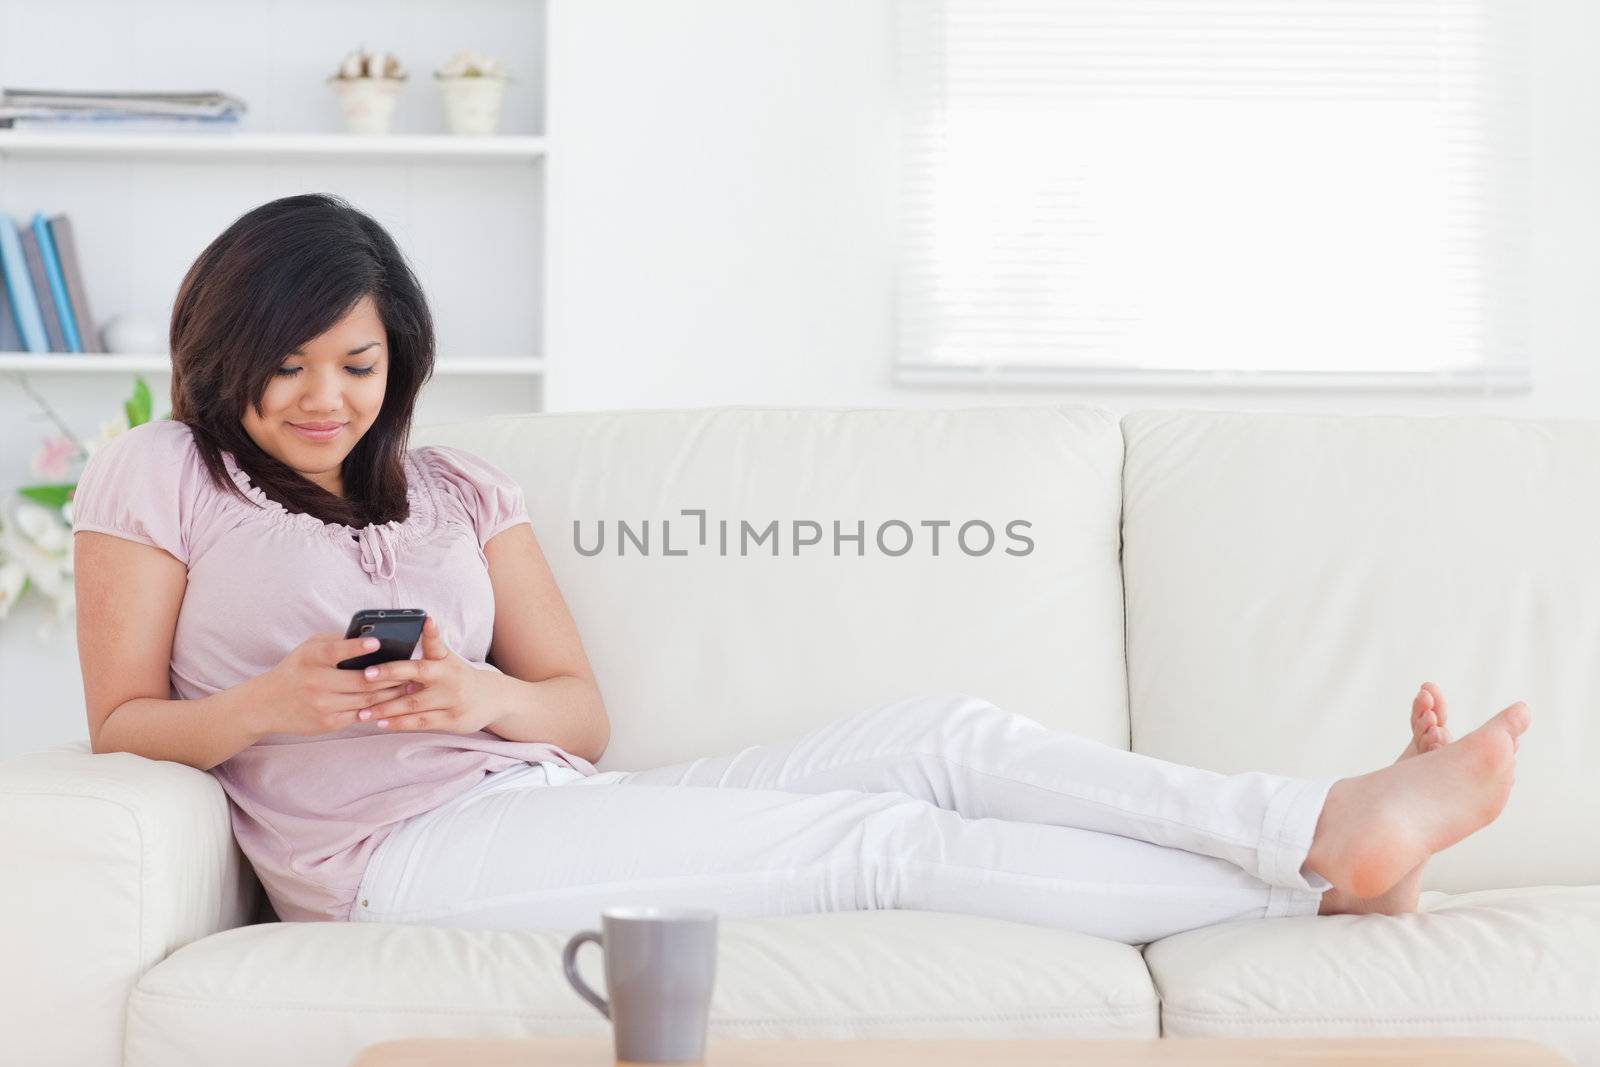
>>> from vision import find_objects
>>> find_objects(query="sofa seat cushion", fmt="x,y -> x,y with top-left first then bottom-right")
1145,886 -> 1600,1064
125,910 -> 1157,1067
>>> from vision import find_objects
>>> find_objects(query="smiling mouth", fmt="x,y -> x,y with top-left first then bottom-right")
289,422 -> 348,438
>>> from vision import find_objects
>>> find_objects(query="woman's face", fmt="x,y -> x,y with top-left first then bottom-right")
242,294 -> 388,497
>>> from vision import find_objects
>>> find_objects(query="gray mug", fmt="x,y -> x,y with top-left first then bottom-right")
562,906 -> 719,1063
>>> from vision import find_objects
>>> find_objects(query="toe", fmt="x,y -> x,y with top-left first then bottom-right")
1507,700 -> 1531,734
1487,701 -> 1532,740
1423,682 -> 1449,727
1411,689 -> 1432,736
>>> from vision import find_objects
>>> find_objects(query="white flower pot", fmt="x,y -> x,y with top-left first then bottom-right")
439,76 -> 508,136
332,78 -> 405,135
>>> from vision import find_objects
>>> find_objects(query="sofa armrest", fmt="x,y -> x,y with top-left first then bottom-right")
0,740 -> 259,1067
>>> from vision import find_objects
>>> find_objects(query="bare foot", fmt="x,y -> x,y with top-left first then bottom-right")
1320,682 -> 1454,915
1306,698 -> 1528,900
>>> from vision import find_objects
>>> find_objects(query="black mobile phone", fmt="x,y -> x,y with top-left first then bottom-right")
336,608 -> 428,670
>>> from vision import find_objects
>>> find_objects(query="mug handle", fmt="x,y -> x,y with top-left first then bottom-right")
562,930 -> 610,1019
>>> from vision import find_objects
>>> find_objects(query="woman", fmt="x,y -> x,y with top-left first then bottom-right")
72,193 -> 1531,942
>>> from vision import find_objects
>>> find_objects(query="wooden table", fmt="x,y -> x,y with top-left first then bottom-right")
350,1037 -> 1573,1066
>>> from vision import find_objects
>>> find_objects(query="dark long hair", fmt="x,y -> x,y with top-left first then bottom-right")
169,193 -> 434,528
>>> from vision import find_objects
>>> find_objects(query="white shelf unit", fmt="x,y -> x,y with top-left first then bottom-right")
0,0 -> 549,401
0,130 -> 546,164
0,130 -> 547,386
0,353 -> 546,375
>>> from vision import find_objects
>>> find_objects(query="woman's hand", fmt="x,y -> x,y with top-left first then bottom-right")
253,633 -> 415,737
357,617 -> 500,735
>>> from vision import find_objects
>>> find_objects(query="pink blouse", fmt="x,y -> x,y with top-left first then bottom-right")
70,418 -> 596,922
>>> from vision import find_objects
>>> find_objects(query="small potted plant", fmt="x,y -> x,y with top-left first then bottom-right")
328,47 -> 408,135
434,50 -> 511,136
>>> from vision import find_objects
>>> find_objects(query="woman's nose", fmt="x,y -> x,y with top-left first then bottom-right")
304,370 -> 347,408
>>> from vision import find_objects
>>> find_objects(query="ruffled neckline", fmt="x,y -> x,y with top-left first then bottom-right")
220,447 -> 439,548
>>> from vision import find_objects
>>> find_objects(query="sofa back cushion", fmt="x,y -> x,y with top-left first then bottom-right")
414,406 -> 1128,770
1122,410 -> 1600,892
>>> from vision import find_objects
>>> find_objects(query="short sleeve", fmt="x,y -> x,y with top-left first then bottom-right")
70,420 -> 202,566
424,445 -> 531,549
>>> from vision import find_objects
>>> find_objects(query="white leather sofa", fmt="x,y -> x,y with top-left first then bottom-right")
3,405 -> 1595,1067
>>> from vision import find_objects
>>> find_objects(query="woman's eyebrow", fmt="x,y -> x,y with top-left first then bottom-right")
287,341 -> 384,357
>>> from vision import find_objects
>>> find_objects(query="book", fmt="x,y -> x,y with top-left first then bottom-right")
17,224 -> 65,351
0,112 -> 241,127
0,88 -> 247,121
0,215 -> 47,353
32,213 -> 81,352
0,275 -> 20,351
1,113 -> 242,130
3,87 -> 243,103
47,215 -> 100,353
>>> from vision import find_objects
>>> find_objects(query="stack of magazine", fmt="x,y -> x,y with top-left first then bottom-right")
0,213 -> 101,354
0,88 -> 246,129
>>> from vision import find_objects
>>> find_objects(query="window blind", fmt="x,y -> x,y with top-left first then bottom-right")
894,1 -> 1529,388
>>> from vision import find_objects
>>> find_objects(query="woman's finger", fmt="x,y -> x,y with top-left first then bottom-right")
326,635 -> 382,667
418,617 -> 451,660
321,664 -> 426,693
357,682 -> 419,709
361,685 -> 438,724
346,684 -> 408,711
352,659 -> 437,686
373,708 -> 442,730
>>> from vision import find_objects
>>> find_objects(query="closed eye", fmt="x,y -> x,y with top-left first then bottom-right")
275,365 -> 380,378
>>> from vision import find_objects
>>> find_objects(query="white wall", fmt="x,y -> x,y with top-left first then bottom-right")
546,0 -> 1600,419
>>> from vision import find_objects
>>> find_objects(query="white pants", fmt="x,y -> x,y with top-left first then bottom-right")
351,692 -> 1336,944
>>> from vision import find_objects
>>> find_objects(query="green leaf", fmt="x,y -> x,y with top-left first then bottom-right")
126,376 -> 153,427
19,484 -> 75,509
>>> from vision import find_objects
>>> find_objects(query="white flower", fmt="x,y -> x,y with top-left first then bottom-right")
436,50 -> 507,79
0,501 -> 71,609
335,48 -> 406,80
84,415 -> 130,458
16,501 -> 69,554
0,559 -> 25,621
